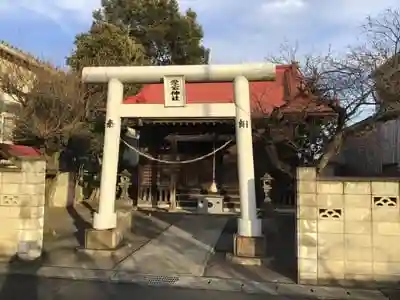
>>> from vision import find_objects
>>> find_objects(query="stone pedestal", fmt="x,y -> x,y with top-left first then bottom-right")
227,234 -> 266,266
84,228 -> 123,250
116,207 -> 133,233
197,195 -> 224,214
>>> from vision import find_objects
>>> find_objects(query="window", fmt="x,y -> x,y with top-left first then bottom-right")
0,113 -> 15,144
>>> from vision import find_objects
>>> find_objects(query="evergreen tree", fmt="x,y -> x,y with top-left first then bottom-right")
91,0 -> 209,65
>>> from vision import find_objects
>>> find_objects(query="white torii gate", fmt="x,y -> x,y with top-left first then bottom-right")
82,63 -> 275,241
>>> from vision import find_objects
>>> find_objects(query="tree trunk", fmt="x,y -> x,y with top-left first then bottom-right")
317,132 -> 344,174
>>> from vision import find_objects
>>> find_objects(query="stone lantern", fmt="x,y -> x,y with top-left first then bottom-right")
117,169 -> 133,206
260,173 -> 273,216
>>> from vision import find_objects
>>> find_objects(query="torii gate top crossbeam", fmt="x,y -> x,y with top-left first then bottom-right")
82,63 -> 276,83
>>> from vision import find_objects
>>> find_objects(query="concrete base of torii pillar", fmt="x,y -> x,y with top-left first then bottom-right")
84,202 -> 132,251
84,228 -> 123,250
227,235 -> 267,266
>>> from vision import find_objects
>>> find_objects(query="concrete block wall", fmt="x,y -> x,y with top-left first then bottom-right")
297,167 -> 400,286
46,172 -> 79,207
0,159 -> 46,261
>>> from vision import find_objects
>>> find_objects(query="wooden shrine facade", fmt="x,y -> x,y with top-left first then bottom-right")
122,64 -> 336,211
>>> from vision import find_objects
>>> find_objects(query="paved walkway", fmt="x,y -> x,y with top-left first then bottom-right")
41,206 -> 185,269
0,204 -> 393,299
0,274 -> 328,300
0,273 -> 391,300
115,214 -> 228,275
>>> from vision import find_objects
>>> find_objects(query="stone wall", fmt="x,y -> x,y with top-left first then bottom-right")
0,159 -> 46,261
46,172 -> 82,207
297,167 -> 400,287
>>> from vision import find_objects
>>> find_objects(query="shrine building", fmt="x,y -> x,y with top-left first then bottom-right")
121,63 -> 335,212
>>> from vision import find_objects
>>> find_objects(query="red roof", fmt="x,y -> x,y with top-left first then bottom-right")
124,64 -> 334,115
0,144 -> 41,158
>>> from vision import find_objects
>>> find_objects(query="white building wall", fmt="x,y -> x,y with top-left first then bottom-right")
0,91 -> 17,144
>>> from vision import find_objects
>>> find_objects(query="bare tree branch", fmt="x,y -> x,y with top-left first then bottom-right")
0,60 -> 104,160
262,9 -> 400,174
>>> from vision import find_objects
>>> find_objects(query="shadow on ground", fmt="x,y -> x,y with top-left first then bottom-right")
203,209 -> 297,283
0,256 -> 42,300
41,202 -> 185,270
66,205 -> 92,246
130,207 -> 298,284
0,256 -> 147,299
41,201 -> 298,283
0,275 -> 335,300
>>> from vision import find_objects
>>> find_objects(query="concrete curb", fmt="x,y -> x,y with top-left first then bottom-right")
0,264 -> 389,300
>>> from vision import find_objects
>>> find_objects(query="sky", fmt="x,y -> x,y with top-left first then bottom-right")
0,0 -> 399,67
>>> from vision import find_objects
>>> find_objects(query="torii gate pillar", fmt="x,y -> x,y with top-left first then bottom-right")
82,64 -> 275,261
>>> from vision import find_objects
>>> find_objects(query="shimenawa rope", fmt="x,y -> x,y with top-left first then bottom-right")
121,138 -> 233,164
